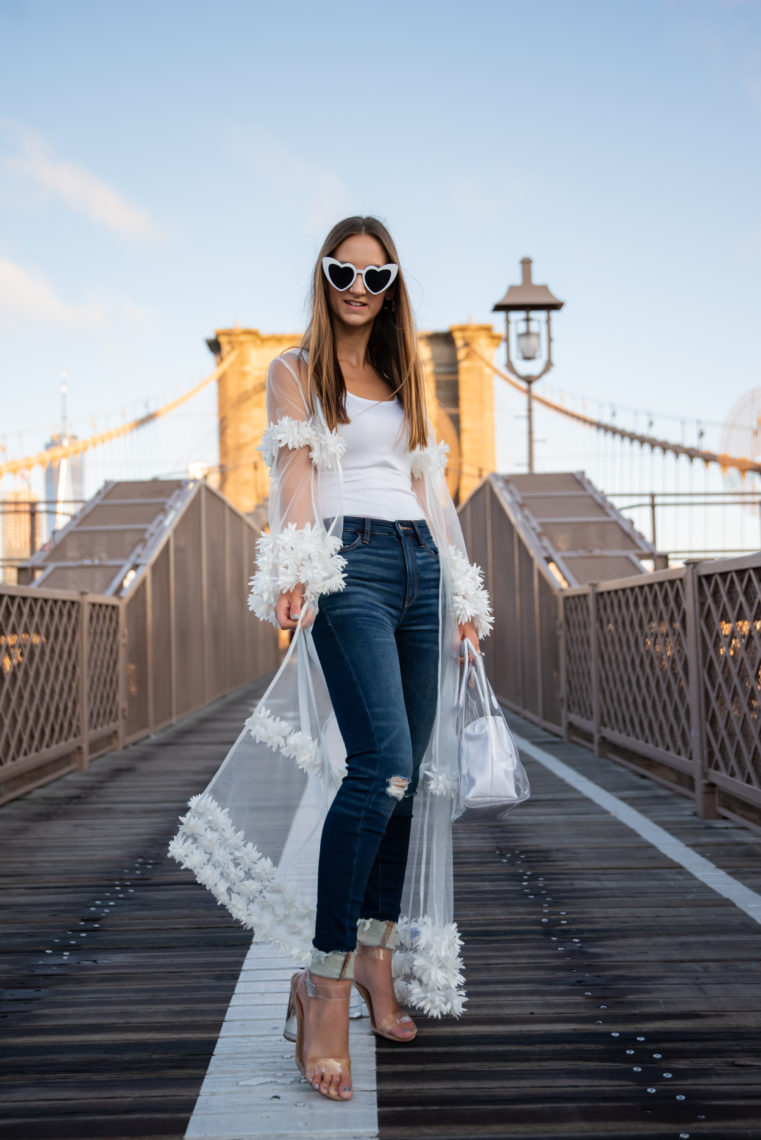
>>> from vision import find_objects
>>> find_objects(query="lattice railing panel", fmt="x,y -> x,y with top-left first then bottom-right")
0,593 -> 80,764
597,580 -> 691,757
564,594 -> 593,721
87,603 -> 120,733
699,565 -> 761,789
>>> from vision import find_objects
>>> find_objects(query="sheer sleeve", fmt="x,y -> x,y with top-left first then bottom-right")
411,434 -> 493,639
247,353 -> 347,626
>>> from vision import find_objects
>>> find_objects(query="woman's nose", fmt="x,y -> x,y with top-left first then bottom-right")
348,273 -> 367,295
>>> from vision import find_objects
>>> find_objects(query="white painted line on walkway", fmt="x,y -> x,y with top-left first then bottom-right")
514,733 -> 761,926
184,779 -> 378,1140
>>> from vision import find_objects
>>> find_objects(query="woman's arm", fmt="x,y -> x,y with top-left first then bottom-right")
249,354 -> 346,631
411,434 -> 492,654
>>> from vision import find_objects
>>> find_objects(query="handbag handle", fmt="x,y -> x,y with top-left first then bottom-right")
457,639 -> 490,714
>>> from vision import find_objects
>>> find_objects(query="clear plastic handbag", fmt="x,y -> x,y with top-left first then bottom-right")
452,641 -> 531,821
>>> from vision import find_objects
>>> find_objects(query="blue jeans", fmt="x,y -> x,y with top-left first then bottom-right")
310,516 -> 440,955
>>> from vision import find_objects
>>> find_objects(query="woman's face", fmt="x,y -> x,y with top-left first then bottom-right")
326,233 -> 393,332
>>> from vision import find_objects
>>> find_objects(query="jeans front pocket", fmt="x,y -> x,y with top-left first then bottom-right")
339,533 -> 364,555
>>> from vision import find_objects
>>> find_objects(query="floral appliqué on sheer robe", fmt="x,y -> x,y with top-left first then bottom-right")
168,350 -> 492,1018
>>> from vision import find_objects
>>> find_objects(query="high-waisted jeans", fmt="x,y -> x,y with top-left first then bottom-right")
310,516 -> 440,967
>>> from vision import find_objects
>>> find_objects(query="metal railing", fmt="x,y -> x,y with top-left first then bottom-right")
561,552 -> 761,824
460,477 -> 761,827
0,584 -> 122,802
0,498 -> 87,583
610,490 -> 761,560
121,481 -> 280,742
460,476 -> 563,733
0,482 -> 279,804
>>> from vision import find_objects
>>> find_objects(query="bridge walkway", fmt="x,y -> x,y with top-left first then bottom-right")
1,682 -> 760,1140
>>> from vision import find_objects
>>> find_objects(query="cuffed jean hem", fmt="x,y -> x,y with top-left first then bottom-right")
357,917 -> 399,949
309,946 -> 355,980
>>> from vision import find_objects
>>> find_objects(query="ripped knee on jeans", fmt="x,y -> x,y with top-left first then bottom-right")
386,775 -> 409,801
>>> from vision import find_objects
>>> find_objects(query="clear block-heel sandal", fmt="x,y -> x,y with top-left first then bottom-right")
283,969 -> 353,1100
353,945 -> 418,1043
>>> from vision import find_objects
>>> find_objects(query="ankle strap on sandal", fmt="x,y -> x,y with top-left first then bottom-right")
304,970 -> 353,1000
355,944 -> 394,961
356,918 -> 399,950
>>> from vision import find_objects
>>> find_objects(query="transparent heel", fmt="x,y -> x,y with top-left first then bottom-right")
283,986 -> 298,1042
349,985 -> 365,1020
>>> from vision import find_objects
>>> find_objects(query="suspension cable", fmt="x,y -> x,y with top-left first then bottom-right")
0,351 -> 239,478
460,343 -> 761,478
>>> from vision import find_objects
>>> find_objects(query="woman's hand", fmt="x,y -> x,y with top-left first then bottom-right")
458,620 -> 480,655
275,585 -> 314,630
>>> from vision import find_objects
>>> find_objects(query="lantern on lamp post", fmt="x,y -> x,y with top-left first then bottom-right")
492,258 -> 564,474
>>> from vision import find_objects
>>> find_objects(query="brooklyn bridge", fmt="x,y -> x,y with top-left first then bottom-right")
2,312 -> 761,1139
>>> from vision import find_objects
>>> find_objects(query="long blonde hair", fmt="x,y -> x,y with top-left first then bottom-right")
300,216 -> 429,450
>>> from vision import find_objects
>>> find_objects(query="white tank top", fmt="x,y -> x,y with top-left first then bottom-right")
318,392 -> 425,521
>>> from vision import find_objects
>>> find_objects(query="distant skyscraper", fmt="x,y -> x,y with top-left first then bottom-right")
42,371 -> 86,541
43,434 -> 85,541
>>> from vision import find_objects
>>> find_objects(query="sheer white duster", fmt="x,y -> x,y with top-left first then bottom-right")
168,351 -> 492,1017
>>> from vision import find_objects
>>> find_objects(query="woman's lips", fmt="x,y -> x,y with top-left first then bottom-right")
344,299 -> 366,308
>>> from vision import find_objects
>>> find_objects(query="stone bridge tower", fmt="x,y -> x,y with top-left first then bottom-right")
210,323 -> 501,519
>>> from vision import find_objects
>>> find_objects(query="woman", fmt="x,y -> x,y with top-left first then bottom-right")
169,216 -> 492,1102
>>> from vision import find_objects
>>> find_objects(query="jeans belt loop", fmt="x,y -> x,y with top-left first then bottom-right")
362,517 -> 371,544
412,520 -> 425,548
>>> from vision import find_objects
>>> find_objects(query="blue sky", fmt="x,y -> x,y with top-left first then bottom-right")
1,0 -> 760,498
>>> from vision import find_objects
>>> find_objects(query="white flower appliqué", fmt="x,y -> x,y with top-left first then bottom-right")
246,706 -> 322,777
308,427 -> 346,470
393,915 -> 466,1018
168,793 -> 314,961
259,416 -> 345,471
410,439 -> 449,479
446,546 -> 493,638
169,801 -> 467,1016
425,769 -> 458,798
248,523 -> 346,626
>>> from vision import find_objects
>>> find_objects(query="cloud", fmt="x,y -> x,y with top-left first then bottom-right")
224,124 -> 352,237
0,257 -> 105,328
0,256 -> 158,332
2,125 -> 159,240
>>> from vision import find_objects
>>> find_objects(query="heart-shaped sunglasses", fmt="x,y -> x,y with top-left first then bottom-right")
322,257 -> 399,295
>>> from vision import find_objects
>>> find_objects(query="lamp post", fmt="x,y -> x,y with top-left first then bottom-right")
492,258 -> 564,474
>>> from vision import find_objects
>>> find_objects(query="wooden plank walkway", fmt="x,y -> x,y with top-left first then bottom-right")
2,684 -> 761,1139
381,718 -> 761,1140
0,682 -> 274,1140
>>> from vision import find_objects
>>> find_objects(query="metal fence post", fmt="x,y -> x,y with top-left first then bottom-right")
78,591 -> 90,771
169,530 -> 177,722
29,501 -> 38,557
558,592 -> 569,742
514,527 -> 525,710
533,561 -> 544,723
684,561 -> 717,818
589,584 -> 602,756
200,486 -> 209,703
117,597 -> 127,750
146,561 -> 155,733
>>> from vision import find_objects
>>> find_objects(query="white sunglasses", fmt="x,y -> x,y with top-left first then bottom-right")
322,256 -> 399,295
